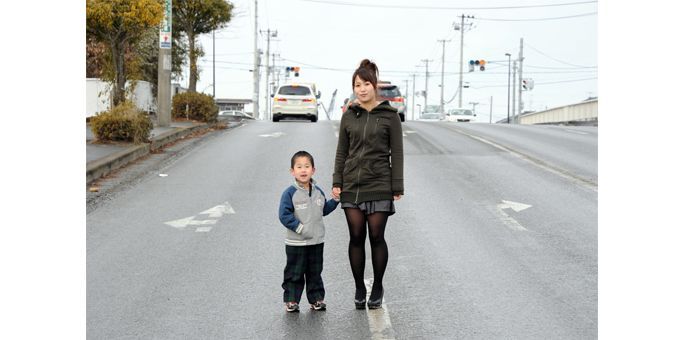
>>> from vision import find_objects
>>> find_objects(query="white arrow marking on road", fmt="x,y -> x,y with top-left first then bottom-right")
259,132 -> 285,138
164,201 -> 235,232
164,216 -> 195,229
200,202 -> 236,218
498,200 -> 532,212
365,279 -> 396,340
495,200 -> 531,231
164,217 -> 218,229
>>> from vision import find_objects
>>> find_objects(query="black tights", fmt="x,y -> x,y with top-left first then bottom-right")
344,208 -> 389,295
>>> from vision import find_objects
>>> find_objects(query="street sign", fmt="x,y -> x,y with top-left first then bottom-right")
159,0 -> 172,49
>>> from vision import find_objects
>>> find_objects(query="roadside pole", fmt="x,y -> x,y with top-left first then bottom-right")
157,0 -> 172,127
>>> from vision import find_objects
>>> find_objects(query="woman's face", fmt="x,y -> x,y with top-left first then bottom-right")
353,76 -> 376,104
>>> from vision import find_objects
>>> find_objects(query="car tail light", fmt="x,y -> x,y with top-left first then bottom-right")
391,97 -> 404,103
302,99 -> 313,102
275,98 -> 287,102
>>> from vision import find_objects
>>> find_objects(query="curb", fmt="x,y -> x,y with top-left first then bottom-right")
86,119 -> 239,185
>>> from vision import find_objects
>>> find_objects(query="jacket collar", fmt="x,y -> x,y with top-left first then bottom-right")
349,100 -> 395,117
293,178 -> 316,191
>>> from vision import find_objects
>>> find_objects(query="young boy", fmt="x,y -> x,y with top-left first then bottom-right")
278,151 -> 339,312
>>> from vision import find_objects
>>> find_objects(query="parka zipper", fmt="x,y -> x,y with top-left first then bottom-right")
355,110 -> 371,204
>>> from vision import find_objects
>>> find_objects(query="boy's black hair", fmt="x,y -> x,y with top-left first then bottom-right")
291,150 -> 315,168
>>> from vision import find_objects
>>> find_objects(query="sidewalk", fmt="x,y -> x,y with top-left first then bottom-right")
86,117 -> 241,185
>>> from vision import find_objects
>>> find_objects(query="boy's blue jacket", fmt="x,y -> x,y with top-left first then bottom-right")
278,179 -> 339,246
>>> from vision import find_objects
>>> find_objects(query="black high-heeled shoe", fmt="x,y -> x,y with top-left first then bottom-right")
355,287 -> 367,310
367,288 -> 383,309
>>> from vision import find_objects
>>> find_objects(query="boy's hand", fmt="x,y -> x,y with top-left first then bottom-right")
393,194 -> 402,201
332,187 -> 342,199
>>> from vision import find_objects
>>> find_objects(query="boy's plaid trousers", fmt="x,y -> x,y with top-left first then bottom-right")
282,243 -> 325,303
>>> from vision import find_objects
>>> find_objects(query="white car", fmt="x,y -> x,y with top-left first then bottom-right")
272,83 -> 320,122
218,110 -> 253,119
419,112 -> 443,121
445,108 -> 476,122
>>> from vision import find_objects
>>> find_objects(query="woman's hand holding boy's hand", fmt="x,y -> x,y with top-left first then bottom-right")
393,195 -> 402,201
332,187 -> 342,199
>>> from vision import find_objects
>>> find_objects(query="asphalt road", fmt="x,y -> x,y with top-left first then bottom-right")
87,120 -> 597,339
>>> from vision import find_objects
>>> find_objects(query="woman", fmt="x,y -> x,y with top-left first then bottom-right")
332,59 -> 404,309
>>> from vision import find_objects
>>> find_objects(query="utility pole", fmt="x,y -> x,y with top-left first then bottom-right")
252,0 -> 260,120
261,29 -> 277,121
489,96 -> 493,123
212,29 -> 215,98
438,39 -> 451,113
517,38 -> 524,121
421,59 -> 432,109
157,0 -> 172,127
272,53 -> 280,96
411,73 -> 416,120
505,53 -> 511,124
403,78 -> 409,120
455,14 -> 474,109
512,60 -> 517,123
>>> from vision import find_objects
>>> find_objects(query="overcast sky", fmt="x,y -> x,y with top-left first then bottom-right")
188,0 -> 598,121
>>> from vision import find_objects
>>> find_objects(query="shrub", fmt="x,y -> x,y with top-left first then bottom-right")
172,92 -> 218,123
90,101 -> 153,144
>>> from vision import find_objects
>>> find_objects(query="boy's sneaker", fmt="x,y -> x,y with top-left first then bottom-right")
310,300 -> 327,311
285,302 -> 300,313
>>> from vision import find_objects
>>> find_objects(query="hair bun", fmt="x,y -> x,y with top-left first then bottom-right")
359,59 -> 378,76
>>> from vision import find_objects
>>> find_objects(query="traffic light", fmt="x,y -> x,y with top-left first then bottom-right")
522,78 -> 534,90
468,60 -> 486,72
285,66 -> 300,77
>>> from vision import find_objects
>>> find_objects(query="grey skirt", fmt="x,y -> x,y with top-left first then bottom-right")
341,200 -> 395,216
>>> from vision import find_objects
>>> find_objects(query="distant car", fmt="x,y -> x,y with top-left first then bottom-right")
419,112 -> 443,121
342,81 -> 406,122
272,83 -> 320,122
218,110 -> 253,119
378,82 -> 406,122
445,108 -> 476,122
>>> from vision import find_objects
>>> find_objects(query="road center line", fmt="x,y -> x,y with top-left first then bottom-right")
364,279 -> 396,340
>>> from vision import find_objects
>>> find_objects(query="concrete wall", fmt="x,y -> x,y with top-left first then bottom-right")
86,78 -> 156,118
520,99 -> 598,125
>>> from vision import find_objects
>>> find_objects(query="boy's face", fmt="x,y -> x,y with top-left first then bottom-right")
290,156 -> 315,185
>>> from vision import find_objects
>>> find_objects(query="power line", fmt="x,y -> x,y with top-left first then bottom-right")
470,76 -> 597,88
299,0 -> 598,10
525,42 -> 597,68
475,12 -> 597,21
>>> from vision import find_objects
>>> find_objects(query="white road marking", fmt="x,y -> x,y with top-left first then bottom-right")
159,174 -> 168,177
164,201 -> 235,231
259,132 -> 285,138
498,200 -> 532,212
495,200 -> 532,231
563,129 -> 588,135
403,130 -> 416,134
364,279 -> 396,340
200,202 -> 235,218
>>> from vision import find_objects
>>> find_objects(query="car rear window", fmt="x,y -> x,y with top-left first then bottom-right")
278,86 -> 311,96
379,86 -> 401,98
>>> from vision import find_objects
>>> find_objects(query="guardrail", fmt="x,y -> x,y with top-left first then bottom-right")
520,99 -> 597,125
